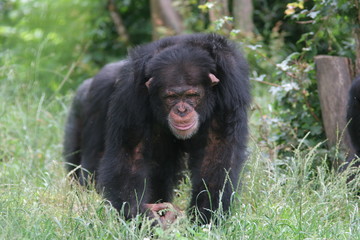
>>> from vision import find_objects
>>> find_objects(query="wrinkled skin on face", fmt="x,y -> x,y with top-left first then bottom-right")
146,73 -> 219,140
164,86 -> 203,139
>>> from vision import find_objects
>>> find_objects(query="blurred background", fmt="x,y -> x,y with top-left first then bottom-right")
1,0 -> 359,160
0,1 -> 359,238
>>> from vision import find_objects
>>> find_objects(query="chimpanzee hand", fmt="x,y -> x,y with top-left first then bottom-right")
144,202 -> 183,229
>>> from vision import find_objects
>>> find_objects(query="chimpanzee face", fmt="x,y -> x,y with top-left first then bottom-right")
145,45 -> 219,139
161,84 -> 204,139
146,72 -> 218,140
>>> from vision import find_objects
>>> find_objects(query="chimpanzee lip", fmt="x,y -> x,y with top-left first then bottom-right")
171,120 -> 196,131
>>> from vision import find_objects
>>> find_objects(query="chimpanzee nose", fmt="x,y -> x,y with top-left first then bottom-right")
176,103 -> 188,116
178,104 -> 186,112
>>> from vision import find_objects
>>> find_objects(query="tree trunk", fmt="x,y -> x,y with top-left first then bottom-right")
315,56 -> 354,161
107,0 -> 129,44
150,0 -> 184,40
208,0 -> 229,22
208,0 -> 232,32
354,0 -> 360,75
233,0 -> 254,35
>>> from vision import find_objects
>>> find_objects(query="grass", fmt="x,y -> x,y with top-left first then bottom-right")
0,56 -> 359,240
0,7 -> 359,236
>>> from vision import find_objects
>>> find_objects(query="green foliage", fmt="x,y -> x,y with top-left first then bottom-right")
269,53 -> 325,155
0,0 -> 104,94
174,0 -> 210,32
88,0 -> 152,65
1,1 -> 359,238
247,0 -> 357,159
285,0 -> 357,58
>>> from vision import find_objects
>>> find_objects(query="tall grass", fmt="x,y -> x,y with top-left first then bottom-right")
0,57 -> 359,239
1,2 -> 359,237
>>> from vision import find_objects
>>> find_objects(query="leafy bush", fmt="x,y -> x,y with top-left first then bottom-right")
248,0 -> 357,160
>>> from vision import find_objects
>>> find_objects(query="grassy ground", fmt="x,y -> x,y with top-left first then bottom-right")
0,56 -> 359,240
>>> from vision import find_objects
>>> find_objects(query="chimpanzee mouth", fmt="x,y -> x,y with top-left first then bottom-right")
168,114 -> 200,140
170,120 -> 196,131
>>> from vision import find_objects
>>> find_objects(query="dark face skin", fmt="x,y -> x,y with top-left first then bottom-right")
146,70 -> 219,141
161,84 -> 205,139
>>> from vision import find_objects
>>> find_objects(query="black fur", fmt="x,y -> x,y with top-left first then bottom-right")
347,75 -> 360,166
63,33 -> 250,223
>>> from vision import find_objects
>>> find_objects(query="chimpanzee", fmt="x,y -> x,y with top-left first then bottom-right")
63,33 -> 250,224
347,75 -> 360,166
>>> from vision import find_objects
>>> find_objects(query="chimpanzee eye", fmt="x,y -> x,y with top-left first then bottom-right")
186,93 -> 200,98
164,94 -> 178,105
164,94 -> 177,100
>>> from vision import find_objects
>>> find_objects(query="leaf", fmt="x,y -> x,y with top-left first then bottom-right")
308,11 -> 320,19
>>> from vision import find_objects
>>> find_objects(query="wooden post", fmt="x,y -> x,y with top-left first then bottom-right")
315,55 -> 354,155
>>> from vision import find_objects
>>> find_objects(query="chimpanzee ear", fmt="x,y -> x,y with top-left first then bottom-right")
145,78 -> 153,89
209,73 -> 220,87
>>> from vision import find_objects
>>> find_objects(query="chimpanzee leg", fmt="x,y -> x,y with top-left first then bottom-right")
63,78 -> 92,180
188,135 -> 245,223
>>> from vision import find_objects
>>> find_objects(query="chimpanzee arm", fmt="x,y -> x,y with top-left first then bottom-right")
188,126 -> 247,223
97,141 -> 152,218
97,127 -> 186,218
89,57 -> 155,217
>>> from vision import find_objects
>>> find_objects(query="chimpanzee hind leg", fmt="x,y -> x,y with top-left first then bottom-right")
63,78 -> 92,180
